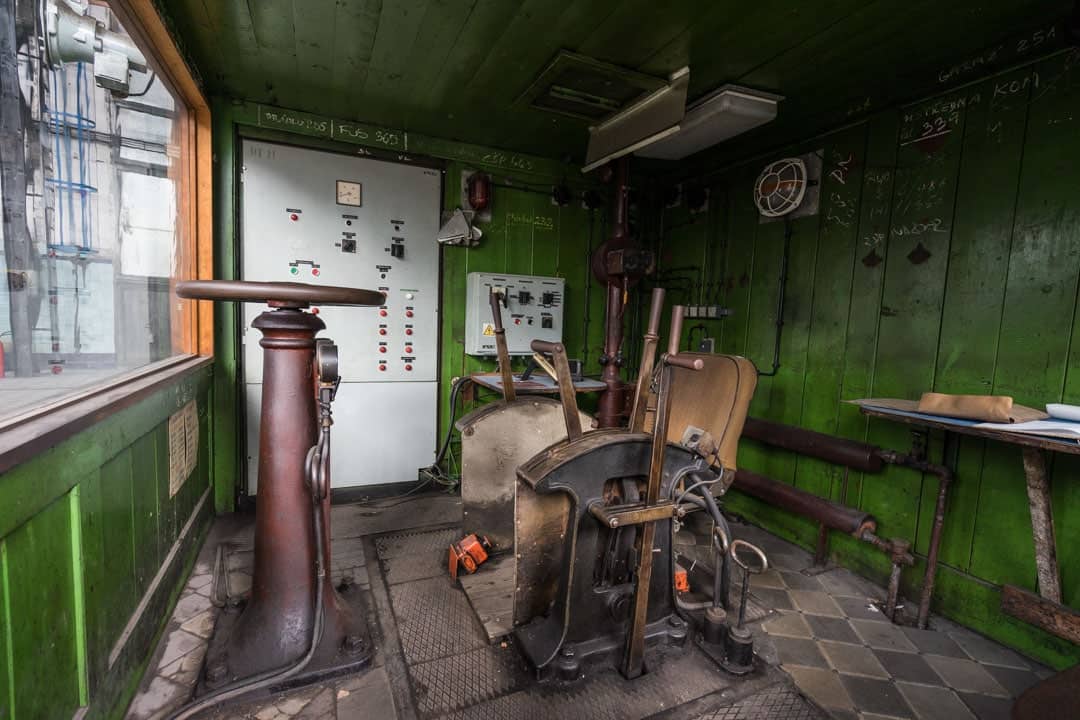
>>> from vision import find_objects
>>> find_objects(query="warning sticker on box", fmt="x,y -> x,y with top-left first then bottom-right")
482,323 -> 495,336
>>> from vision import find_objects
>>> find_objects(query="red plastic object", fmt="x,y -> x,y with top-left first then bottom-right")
379,309 -> 388,317
466,172 -> 491,212
449,534 -> 491,580
405,328 -> 413,335
290,213 -> 298,221
404,364 -> 412,371
379,346 -> 387,353
405,310 -> 414,318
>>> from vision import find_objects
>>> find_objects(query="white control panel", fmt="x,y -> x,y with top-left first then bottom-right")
465,272 -> 565,355
240,140 -> 440,491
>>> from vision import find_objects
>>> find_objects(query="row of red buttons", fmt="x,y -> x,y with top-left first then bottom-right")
378,364 -> 413,371
378,328 -> 413,335
377,346 -> 413,353
379,309 -> 414,318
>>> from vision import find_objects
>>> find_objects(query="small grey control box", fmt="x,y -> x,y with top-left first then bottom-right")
465,272 -> 566,355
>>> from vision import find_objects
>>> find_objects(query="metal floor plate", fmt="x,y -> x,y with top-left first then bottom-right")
377,527 -> 820,720
376,526 -> 460,585
389,576 -> 489,664
692,683 -> 824,720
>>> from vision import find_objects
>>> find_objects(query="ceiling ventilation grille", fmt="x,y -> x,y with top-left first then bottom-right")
517,51 -> 667,121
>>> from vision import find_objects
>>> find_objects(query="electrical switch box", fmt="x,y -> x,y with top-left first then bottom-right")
240,140 -> 440,492
465,272 -> 565,355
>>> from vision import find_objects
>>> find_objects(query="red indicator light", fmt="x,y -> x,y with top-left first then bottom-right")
405,328 -> 413,336
290,213 -> 298,221
379,346 -> 387,353
405,364 -> 413,371
379,310 -> 387,317
405,310 -> 414,318
405,346 -> 413,354
379,328 -> 387,335
379,365 -> 386,372
312,268 -> 321,277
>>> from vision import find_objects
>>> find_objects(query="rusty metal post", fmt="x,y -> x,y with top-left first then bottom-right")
628,287 -> 666,433
596,159 -> 631,428
531,339 -> 582,441
622,306 -> 703,679
226,307 -> 325,674
489,288 -> 516,402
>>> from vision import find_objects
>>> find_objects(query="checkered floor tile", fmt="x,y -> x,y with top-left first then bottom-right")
732,524 -> 1050,720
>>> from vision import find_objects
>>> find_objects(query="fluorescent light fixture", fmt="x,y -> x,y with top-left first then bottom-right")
582,67 -> 689,173
635,85 -> 783,160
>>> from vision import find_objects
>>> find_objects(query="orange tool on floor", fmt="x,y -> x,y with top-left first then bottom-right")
449,534 -> 492,580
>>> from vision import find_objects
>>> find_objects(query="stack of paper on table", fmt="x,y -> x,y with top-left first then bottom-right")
976,403 -> 1080,441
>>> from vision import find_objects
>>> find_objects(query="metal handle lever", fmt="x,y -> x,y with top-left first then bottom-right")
729,540 -> 769,575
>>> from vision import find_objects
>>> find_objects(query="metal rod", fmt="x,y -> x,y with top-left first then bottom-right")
733,468 -> 876,536
489,288 -> 516,402
628,287 -> 665,432
742,416 -> 884,473
531,340 -> 581,441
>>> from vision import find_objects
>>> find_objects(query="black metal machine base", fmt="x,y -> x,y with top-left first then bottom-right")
696,624 -> 758,677
196,579 -> 374,700
527,613 -> 689,682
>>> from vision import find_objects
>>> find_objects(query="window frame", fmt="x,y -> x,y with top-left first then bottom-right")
0,0 -> 213,464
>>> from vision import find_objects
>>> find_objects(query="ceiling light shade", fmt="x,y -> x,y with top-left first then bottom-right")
582,67 -> 689,173
635,85 -> 783,161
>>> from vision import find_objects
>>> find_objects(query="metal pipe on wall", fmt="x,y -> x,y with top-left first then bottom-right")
740,415 -> 953,628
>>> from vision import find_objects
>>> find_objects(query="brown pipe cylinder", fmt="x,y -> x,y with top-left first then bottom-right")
741,416 -> 885,473
733,468 -> 876,536
668,305 -> 685,357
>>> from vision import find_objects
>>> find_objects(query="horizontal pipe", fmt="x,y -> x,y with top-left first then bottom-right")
733,469 -> 876,536
742,416 -> 884,473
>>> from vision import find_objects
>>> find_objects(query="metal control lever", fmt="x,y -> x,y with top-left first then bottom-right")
721,539 -> 768,675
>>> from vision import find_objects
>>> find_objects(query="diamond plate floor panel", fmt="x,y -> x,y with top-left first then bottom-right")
376,526 -> 460,585
436,645 -> 734,720
390,576 -> 488,664
693,683 -> 824,720
409,644 -> 530,718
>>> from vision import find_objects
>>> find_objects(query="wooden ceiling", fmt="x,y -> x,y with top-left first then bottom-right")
161,0 -> 1072,163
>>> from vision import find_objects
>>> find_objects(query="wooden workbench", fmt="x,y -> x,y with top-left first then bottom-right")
856,400 -> 1080,643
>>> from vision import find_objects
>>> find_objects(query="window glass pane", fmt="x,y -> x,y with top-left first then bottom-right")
0,0 -> 192,420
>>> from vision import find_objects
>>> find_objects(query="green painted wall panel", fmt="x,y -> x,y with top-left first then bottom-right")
0,366 -> 212,718
4,496 -> 81,720
0,548 -> 8,720
664,49 -> 1080,668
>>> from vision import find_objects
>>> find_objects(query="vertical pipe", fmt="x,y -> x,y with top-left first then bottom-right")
596,159 -> 630,428
0,0 -> 36,376
628,287 -> 665,432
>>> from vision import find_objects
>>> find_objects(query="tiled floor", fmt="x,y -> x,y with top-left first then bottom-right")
735,522 -> 1051,720
127,497 -> 1051,720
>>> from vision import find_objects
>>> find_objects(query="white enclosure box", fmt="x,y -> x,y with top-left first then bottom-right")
240,140 -> 441,492
465,272 -> 565,355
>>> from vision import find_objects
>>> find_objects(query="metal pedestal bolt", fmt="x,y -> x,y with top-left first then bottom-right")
721,540 -> 768,676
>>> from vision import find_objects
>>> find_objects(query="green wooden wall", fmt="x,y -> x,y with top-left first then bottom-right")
654,48 -> 1080,668
0,366 -> 213,719
436,170 -> 608,450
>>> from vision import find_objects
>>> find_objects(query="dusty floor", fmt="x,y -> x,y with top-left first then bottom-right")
128,493 -> 1049,720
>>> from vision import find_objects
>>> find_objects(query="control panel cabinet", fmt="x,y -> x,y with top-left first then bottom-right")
465,272 -> 566,355
240,140 -> 440,492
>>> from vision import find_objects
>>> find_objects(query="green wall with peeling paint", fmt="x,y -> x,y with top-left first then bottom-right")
0,367 -> 213,720
653,48 -> 1080,669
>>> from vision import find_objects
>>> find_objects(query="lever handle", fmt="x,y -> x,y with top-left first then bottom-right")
668,305 -> 686,356
729,540 -> 769,575
667,355 -> 704,371
488,288 -> 506,332
530,339 -> 564,355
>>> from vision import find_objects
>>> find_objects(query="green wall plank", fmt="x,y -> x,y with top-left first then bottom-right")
835,111 -> 898,507
4,497 -> 81,720
969,50 -> 1080,587
131,433 -> 160,598
921,68 -> 1032,568
99,451 -> 137,648
0,542 -> 10,720
795,128 -> 866,506
863,87 -> 969,542
717,168 -> 759,358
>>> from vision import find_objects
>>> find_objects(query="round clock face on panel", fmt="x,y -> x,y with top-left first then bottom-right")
336,180 -> 362,207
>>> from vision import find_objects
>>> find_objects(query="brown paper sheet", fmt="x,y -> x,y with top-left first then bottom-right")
850,396 -> 1048,423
